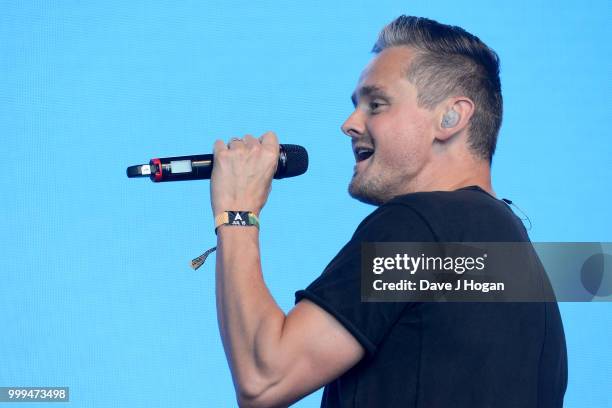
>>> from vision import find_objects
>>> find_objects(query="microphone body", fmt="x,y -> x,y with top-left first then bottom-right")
126,144 -> 308,182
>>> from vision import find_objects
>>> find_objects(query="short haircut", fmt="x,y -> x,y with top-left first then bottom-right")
373,16 -> 503,162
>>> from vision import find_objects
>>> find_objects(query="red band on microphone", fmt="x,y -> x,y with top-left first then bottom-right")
151,158 -> 163,182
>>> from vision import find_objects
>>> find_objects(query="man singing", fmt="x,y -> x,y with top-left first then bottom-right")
209,16 -> 567,407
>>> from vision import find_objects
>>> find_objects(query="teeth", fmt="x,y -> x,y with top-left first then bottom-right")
355,147 -> 374,161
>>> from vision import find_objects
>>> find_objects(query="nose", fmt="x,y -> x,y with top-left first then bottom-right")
341,109 -> 365,138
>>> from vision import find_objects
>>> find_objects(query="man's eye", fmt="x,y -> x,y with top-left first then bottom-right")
368,101 -> 385,112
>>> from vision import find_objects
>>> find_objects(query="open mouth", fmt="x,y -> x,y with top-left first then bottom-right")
354,146 -> 375,162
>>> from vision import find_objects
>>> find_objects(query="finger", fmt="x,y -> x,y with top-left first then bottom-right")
243,134 -> 259,148
227,137 -> 246,150
260,131 -> 279,149
213,139 -> 227,154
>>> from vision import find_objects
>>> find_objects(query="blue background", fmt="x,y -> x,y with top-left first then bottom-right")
1,1 -> 610,406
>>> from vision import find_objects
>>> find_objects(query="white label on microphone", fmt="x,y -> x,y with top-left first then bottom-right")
170,160 -> 193,174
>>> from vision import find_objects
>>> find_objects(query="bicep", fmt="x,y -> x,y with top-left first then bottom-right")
252,299 -> 364,407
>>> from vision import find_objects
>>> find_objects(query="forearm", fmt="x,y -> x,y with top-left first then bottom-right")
215,225 -> 286,401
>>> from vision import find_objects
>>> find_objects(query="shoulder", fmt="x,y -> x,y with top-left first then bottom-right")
363,186 -> 528,242
352,197 -> 437,243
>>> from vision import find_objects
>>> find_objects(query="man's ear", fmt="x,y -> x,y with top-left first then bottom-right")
435,97 -> 475,142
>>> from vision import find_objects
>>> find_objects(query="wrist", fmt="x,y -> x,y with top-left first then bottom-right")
216,223 -> 260,237
214,210 -> 260,233
213,204 -> 260,217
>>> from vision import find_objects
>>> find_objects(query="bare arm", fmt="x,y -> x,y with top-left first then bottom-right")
216,227 -> 363,407
211,133 -> 364,407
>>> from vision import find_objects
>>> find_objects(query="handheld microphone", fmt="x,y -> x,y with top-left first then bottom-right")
126,144 -> 308,182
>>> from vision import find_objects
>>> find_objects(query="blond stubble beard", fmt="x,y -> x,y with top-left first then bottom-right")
348,169 -> 395,206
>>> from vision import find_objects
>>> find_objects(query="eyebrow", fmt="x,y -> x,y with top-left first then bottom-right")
351,85 -> 389,107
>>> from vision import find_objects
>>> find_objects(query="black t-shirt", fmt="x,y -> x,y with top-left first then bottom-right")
295,186 -> 567,408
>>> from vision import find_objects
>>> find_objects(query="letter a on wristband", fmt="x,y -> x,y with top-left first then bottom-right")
215,211 -> 260,231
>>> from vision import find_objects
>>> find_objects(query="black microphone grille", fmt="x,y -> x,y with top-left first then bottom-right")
277,144 -> 308,179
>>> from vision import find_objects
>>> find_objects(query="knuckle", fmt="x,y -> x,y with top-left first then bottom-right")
263,148 -> 277,160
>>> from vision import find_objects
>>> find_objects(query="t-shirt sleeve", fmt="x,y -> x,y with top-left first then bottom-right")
294,203 -> 436,356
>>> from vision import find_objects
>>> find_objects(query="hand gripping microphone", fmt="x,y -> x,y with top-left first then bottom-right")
126,144 -> 308,182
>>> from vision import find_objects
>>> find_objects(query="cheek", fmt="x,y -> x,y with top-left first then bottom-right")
381,120 -> 429,157
367,106 -> 432,153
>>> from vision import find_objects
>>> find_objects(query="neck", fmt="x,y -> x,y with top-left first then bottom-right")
407,151 -> 495,197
